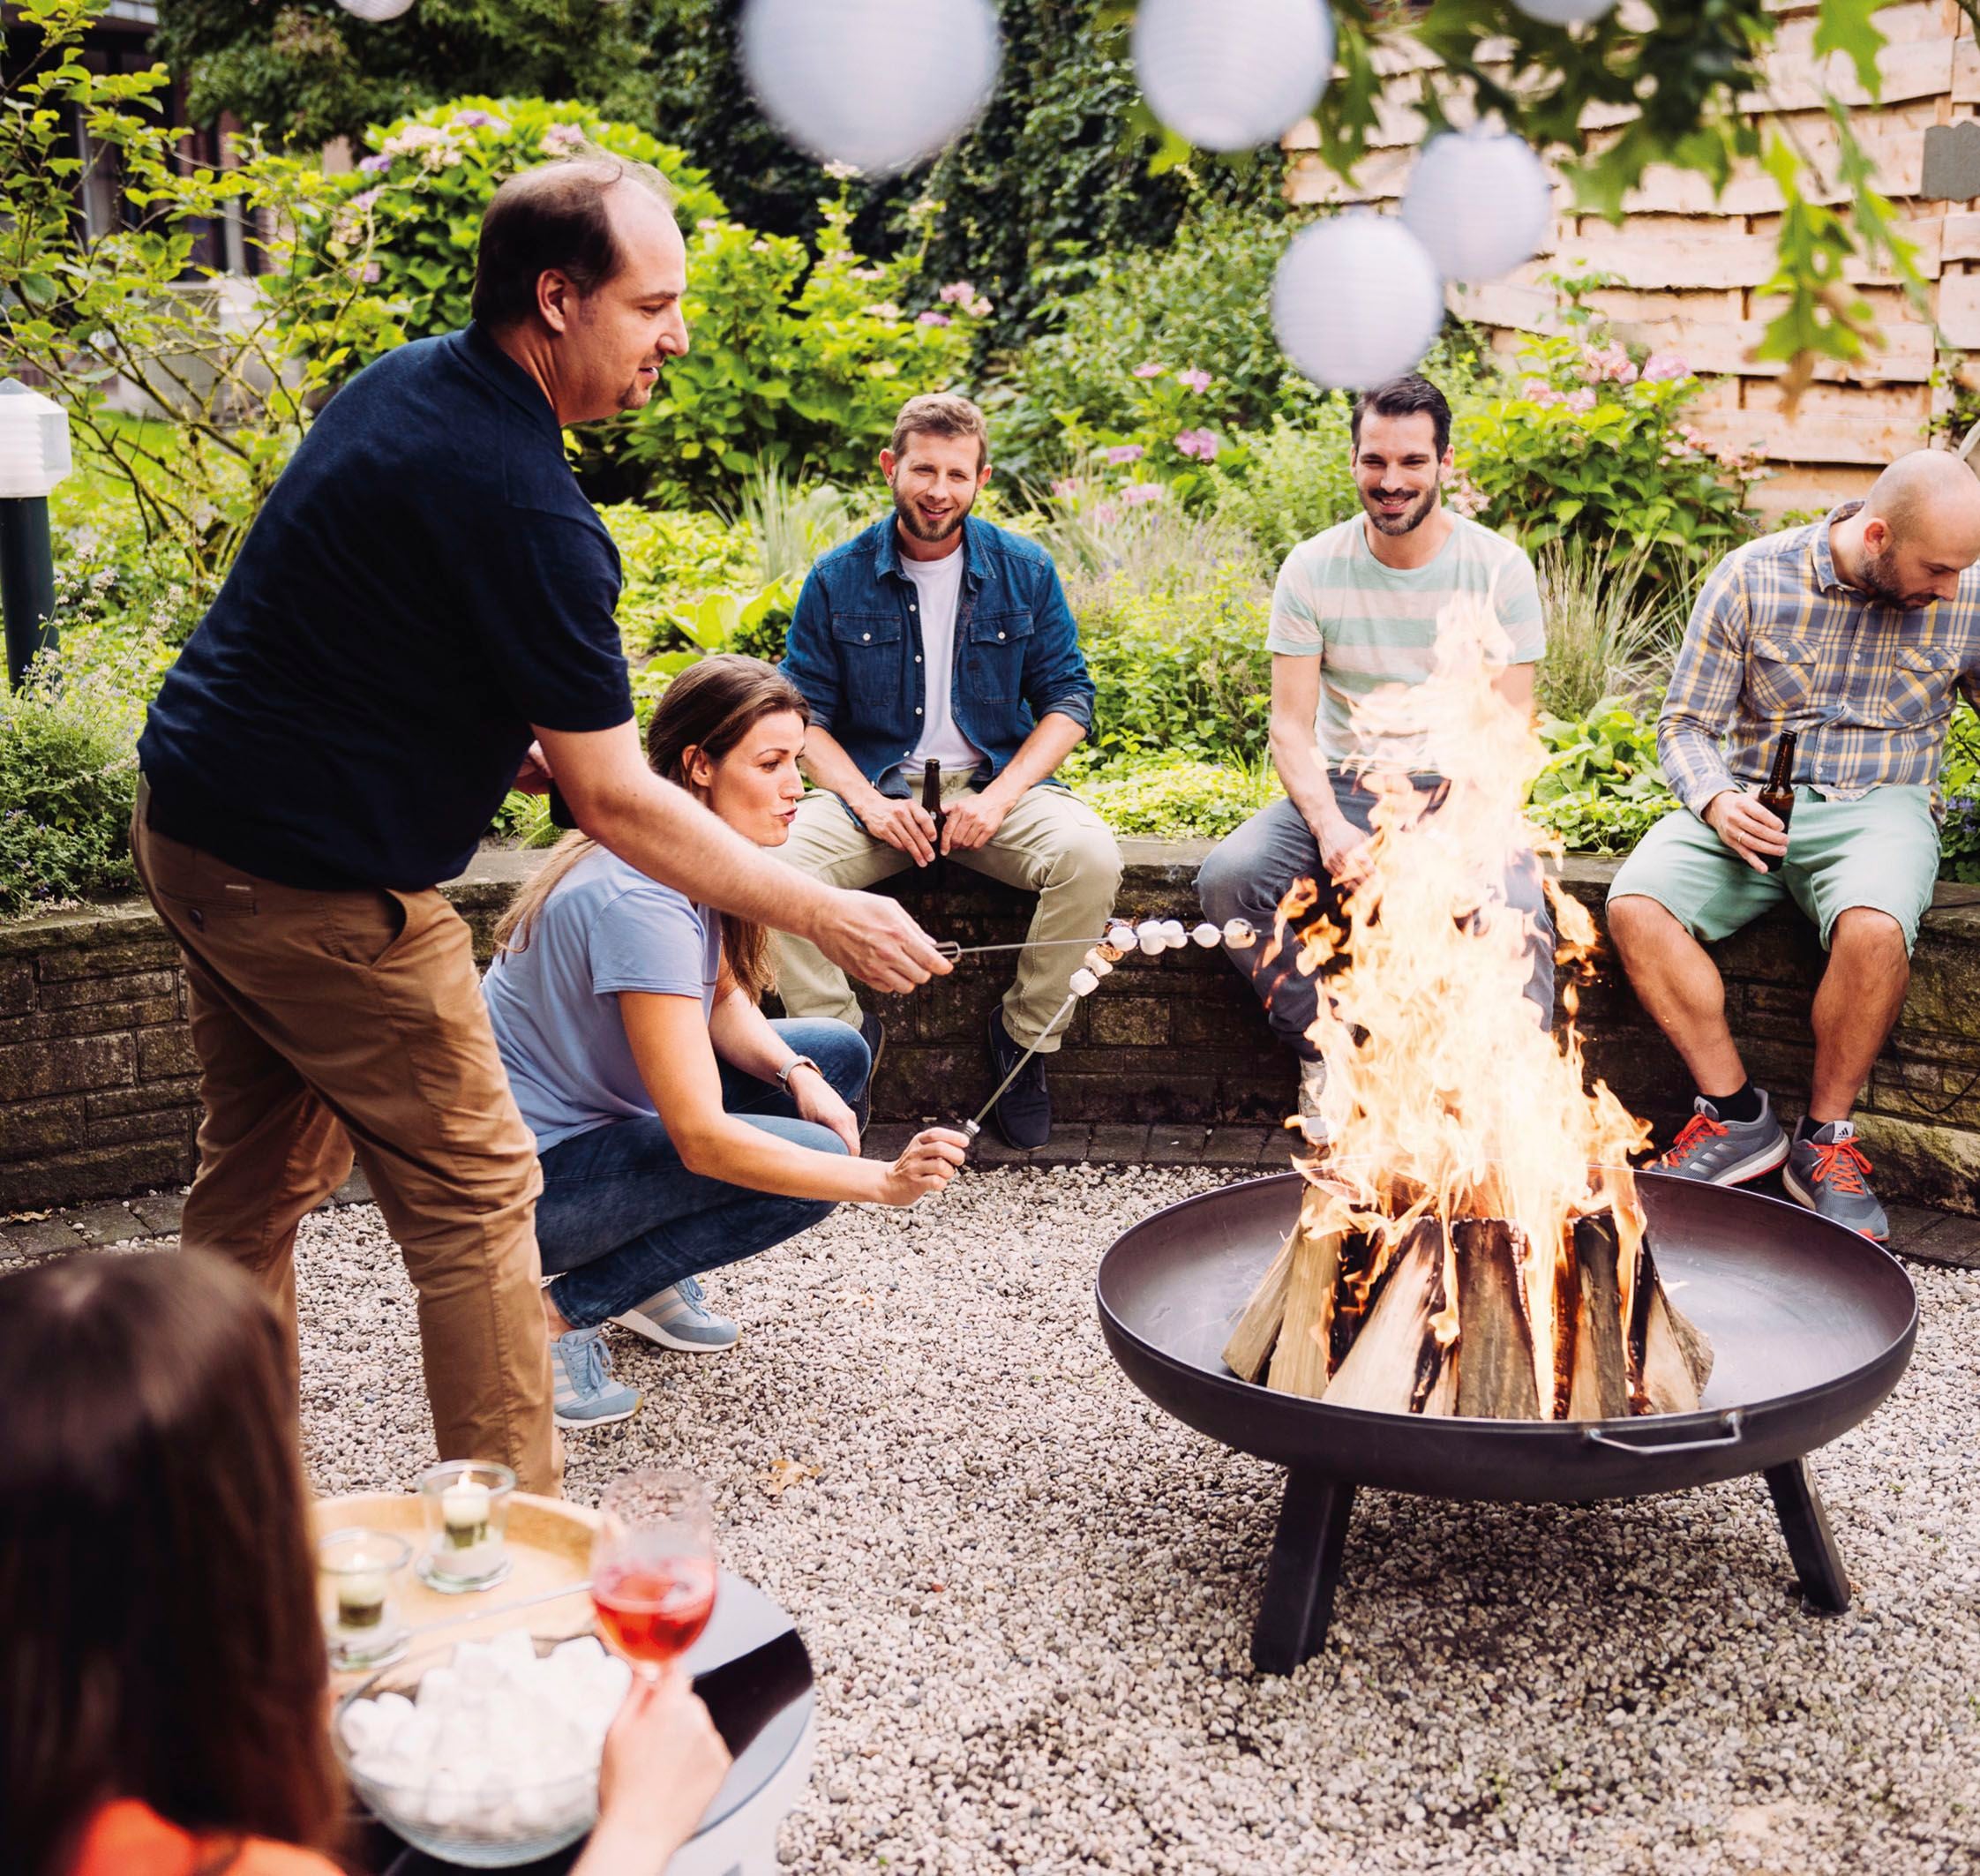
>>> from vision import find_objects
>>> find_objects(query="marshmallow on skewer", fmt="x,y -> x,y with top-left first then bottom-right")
1191,921 -> 1222,948
1069,966 -> 1100,996
1223,917 -> 1257,948
1082,949 -> 1115,977
1135,919 -> 1166,957
1158,919 -> 1189,949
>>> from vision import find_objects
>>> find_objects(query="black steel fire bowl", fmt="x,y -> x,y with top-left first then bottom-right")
1095,1169 -> 1918,1673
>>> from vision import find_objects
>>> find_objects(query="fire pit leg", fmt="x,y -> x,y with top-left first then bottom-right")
1762,1459 -> 1851,1613
1250,1472 -> 1355,1674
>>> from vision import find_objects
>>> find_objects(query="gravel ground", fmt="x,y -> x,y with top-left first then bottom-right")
275,1163 -> 1979,1874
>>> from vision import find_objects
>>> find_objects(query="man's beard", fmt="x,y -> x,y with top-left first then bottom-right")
1856,541 -> 1925,610
1361,477 -> 1439,537
892,480 -> 973,544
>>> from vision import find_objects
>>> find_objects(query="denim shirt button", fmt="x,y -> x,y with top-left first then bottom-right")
861,632 -> 871,642
915,707 -> 923,716
915,655 -> 922,664
997,630 -> 1006,640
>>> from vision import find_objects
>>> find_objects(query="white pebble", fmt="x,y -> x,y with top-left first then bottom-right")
1191,921 -> 1222,948
1069,967 -> 1099,996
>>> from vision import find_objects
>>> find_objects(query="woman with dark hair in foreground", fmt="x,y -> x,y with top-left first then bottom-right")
0,1250 -> 729,1876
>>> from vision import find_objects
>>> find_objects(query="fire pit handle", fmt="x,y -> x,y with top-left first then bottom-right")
1580,1408 -> 1744,1456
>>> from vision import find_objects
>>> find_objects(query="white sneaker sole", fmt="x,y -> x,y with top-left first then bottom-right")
553,1397 -> 641,1429
1665,1136 -> 1789,1186
1781,1164 -> 1888,1241
611,1308 -> 739,1354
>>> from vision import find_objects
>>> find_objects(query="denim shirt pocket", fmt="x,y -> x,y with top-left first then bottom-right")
830,608 -> 904,717
961,606 -> 1035,703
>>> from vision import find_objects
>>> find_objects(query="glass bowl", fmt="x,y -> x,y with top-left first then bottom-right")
332,1635 -> 606,1868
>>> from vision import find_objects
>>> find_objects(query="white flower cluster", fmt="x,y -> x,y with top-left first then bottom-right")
340,1630 -> 630,1840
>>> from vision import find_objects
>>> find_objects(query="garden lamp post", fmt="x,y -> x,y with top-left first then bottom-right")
0,379 -> 71,691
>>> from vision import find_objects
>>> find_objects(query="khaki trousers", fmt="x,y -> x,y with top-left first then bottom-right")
131,785 -> 559,1494
772,779 -> 1123,1048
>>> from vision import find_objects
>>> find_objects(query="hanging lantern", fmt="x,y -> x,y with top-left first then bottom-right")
1400,129 -> 1554,285
1511,0 -> 1619,24
1272,214 -> 1445,392
1132,0 -> 1334,153
739,0 -> 1001,176
336,0 -> 417,21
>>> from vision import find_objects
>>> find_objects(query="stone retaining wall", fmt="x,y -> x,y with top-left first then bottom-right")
4,843 -> 1976,1214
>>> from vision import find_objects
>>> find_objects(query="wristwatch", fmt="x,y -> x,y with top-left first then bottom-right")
775,1054 -> 823,1091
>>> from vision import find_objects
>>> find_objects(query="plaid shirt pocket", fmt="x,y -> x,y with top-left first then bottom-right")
1886,642 -> 1957,728
1745,632 -> 1821,717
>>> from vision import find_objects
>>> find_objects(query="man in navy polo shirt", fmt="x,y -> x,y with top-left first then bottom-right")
775,393 -> 1121,1149
131,155 -> 947,1492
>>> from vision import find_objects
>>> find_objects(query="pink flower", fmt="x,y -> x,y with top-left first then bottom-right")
967,296 -> 993,318
916,311 -> 952,326
1103,444 -> 1145,465
937,281 -> 976,304
1641,351 -> 1690,383
360,261 -> 381,283
1176,368 -> 1212,393
1095,501 -> 1121,526
1580,341 -> 1638,385
1173,428 -> 1220,461
357,153 -> 393,174
449,109 -> 500,130
1132,362 -> 1164,379
1565,388 -> 1597,414
1051,477 -> 1081,499
540,124 -> 586,156
349,188 -> 379,212
1445,472 -> 1485,519
1519,379 -> 1563,408
1121,483 -> 1165,507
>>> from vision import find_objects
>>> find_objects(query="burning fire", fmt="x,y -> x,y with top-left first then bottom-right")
1277,595 -> 1655,1418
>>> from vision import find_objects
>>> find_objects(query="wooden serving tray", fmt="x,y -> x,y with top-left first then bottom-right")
314,1490 -> 600,1687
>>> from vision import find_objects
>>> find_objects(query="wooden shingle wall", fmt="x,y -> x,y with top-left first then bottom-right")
1283,0 -> 1980,518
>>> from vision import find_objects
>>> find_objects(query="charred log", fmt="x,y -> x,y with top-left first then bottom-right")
1322,1220 -> 1452,1415
1451,1219 -> 1541,1420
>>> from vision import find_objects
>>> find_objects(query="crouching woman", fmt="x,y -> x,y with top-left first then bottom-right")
484,656 -> 967,1426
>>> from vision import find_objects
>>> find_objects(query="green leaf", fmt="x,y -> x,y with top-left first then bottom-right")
1813,0 -> 1886,99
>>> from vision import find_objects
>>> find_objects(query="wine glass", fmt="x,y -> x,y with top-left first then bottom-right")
589,1469 -> 717,1681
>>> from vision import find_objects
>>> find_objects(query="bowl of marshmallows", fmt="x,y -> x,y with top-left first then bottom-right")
334,1628 -> 632,1866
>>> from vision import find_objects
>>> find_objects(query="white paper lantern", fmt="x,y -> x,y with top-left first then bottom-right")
1132,0 -> 1333,153
337,0 -> 417,21
739,0 -> 1001,176
1271,214 -> 1446,392
1511,0 -> 1618,23
1400,129 -> 1553,285
0,380 -> 71,500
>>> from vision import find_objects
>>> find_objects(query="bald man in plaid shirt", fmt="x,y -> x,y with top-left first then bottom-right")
1607,452 -> 1980,1239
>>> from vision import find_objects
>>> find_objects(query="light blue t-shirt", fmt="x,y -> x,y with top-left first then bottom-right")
483,845 -> 722,1151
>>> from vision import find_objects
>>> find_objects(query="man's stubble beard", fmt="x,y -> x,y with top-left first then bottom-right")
1361,475 -> 1440,537
891,480 -> 974,544
1857,540 -> 1929,611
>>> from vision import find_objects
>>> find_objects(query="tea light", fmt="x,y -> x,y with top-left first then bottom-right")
1191,921 -> 1222,948
318,1527 -> 411,1670
1069,966 -> 1100,996
1135,919 -> 1166,956
1223,918 -> 1257,949
337,1568 -> 390,1633
441,1482 -> 491,1550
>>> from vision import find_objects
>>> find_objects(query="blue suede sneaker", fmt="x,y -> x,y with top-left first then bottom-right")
550,1326 -> 640,1429
611,1277 -> 739,1354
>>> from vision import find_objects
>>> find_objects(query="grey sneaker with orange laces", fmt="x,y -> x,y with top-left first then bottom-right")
1783,1120 -> 1888,1242
1657,1091 -> 1790,1187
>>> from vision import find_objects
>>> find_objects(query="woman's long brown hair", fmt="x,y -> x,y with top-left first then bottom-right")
493,655 -> 811,1002
0,1250 -> 341,1876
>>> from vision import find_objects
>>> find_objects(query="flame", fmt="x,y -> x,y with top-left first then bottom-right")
1286,594 -> 1653,1414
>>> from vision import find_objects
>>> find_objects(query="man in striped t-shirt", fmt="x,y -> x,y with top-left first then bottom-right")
1197,373 -> 1553,1127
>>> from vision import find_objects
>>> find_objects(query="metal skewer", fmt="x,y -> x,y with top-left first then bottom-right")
934,934 -> 1108,962
964,988 -> 1081,1138
403,1576 -> 595,1641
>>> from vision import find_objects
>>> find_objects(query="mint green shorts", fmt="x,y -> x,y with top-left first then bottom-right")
1607,785 -> 1942,954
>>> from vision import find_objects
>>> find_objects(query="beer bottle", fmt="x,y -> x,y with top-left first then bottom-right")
1757,730 -> 1796,874
922,758 -> 946,879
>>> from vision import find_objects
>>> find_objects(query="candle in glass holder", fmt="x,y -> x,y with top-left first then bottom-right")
441,1481 -> 491,1550
336,1568 -> 389,1634
417,1460 -> 516,1592
318,1527 -> 410,1670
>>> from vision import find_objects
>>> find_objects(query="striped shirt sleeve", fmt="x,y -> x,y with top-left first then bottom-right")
1491,544 -> 1545,664
1658,553 -> 1751,818
1265,545 -> 1324,655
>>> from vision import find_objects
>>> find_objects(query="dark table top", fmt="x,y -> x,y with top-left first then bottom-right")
350,1570 -> 813,1875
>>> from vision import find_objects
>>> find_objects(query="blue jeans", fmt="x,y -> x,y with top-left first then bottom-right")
1197,780 -> 1556,1062
535,1019 -> 869,1331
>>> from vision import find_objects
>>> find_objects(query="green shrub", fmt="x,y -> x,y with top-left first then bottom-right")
0,626 -> 169,919
1526,701 -> 1678,854
619,194 -> 982,506
1461,274 -> 1759,581
1209,410 -> 1361,562
1531,538 -> 1684,719
1940,701 -> 1980,882
1076,756 -> 1282,840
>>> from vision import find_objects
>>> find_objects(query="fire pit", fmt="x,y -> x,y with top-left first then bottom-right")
1096,1168 -> 1916,1673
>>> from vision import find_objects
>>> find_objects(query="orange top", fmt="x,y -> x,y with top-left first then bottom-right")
69,1799 -> 339,1876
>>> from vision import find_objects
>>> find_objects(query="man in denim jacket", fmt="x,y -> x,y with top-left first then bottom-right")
776,394 -> 1121,1147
